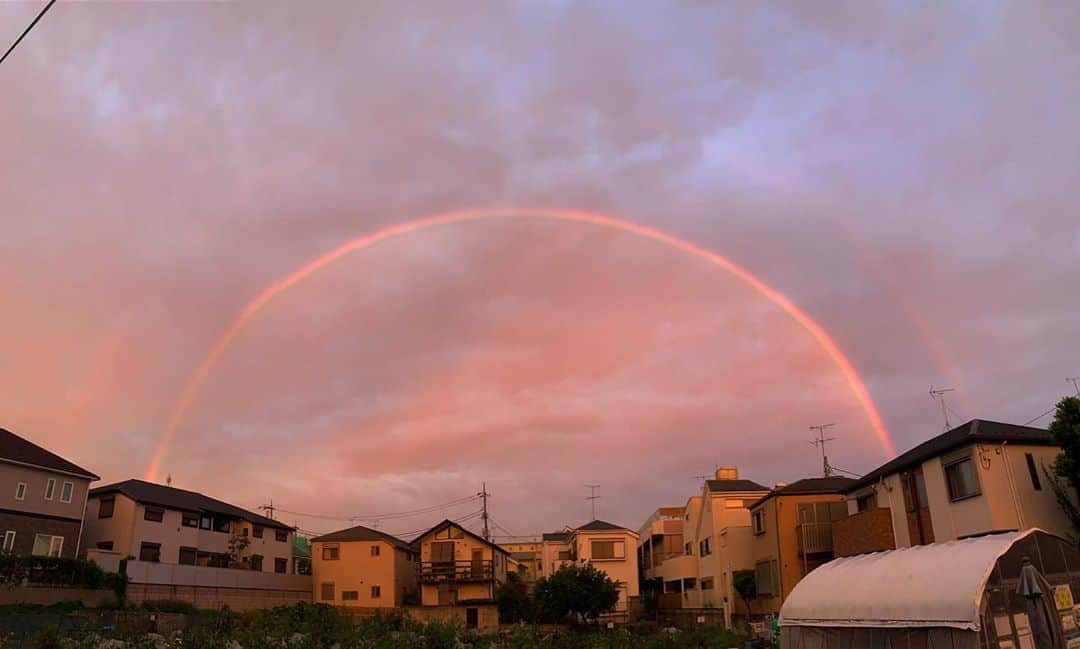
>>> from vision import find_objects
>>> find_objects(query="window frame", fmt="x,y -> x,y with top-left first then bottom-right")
322,544 -> 340,561
275,558 -> 288,574
98,496 -> 115,518
253,525 -> 264,539
320,582 -> 335,601
752,510 -> 766,535
181,513 -> 199,528
341,590 -> 359,601
943,455 -> 982,502
32,534 -> 64,558
144,507 -> 165,523
15,483 -> 27,501
2,531 -> 15,552
60,481 -> 73,504
95,540 -> 113,551
371,585 -> 381,599
370,544 -> 381,557
589,539 -> 625,560
179,546 -> 198,565
275,529 -> 289,542
139,542 -> 162,562
44,478 -> 55,501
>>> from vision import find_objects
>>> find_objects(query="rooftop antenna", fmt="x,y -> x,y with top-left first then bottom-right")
1067,377 -> 1080,397
809,424 -> 837,477
260,499 -> 276,521
165,474 -> 172,487
930,386 -> 956,432
692,474 -> 711,483
585,484 -> 600,521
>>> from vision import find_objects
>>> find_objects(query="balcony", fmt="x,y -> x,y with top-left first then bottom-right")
832,508 -> 896,558
797,522 -> 835,556
418,560 -> 494,583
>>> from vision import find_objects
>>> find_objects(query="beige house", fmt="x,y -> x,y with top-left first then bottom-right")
539,529 -> 573,577
835,419 -> 1071,557
499,540 -> 542,583
413,519 -> 510,606
0,427 -> 98,558
746,477 -> 854,618
637,507 -> 685,583
570,520 -> 640,613
82,479 -> 295,573
311,525 -> 416,608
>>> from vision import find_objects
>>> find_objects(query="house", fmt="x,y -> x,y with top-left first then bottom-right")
0,427 -> 98,558
834,419 -> 1071,557
746,476 -> 855,618
311,525 -> 416,608
499,540 -> 542,583
82,479 -> 294,573
637,506 -> 686,585
569,520 -> 640,614
539,529 -> 573,577
410,519 -> 510,631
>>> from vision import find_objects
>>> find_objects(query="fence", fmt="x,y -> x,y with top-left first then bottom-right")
123,560 -> 311,611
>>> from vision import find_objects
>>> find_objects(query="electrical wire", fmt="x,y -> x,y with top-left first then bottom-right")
1025,406 -> 1057,426
263,494 -> 481,523
1,0 -> 56,67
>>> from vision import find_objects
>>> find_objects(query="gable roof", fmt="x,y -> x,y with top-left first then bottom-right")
0,428 -> 98,480
542,532 -> 570,542
311,524 -> 413,552
575,520 -> 630,532
89,479 -> 290,530
409,519 -> 510,554
706,478 -> 769,493
846,419 -> 1055,492
749,477 -> 857,510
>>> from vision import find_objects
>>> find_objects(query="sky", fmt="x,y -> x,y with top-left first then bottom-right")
1,1 -> 1078,541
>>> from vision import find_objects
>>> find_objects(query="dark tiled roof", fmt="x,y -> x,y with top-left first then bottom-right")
0,428 -> 98,480
576,520 -> 629,532
748,477 -> 857,510
408,519 -> 510,554
706,478 -> 769,493
847,419 -> 1055,492
311,524 -> 413,551
89,479 -> 290,530
542,532 -> 570,542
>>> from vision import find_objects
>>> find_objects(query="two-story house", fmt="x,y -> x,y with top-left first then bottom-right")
746,477 -> 854,619
539,529 -> 573,577
834,419 -> 1070,557
82,479 -> 294,572
637,506 -> 685,586
499,540 -> 542,583
311,524 -> 416,608
569,520 -> 640,614
0,428 -> 98,558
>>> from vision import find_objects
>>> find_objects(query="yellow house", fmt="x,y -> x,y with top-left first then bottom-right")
499,540 -> 542,583
746,477 -> 854,618
413,519 -> 510,606
570,520 -> 640,613
835,419 -> 1073,557
311,525 -> 417,608
540,529 -> 573,577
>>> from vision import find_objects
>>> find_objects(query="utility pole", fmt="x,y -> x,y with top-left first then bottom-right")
260,499 -> 276,521
809,424 -> 837,477
478,483 -> 491,541
1067,377 -> 1080,397
930,386 -> 956,432
585,484 -> 600,521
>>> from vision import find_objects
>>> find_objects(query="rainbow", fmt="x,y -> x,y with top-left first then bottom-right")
145,208 -> 897,480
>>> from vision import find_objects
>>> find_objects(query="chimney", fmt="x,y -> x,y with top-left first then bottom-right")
714,467 -> 738,481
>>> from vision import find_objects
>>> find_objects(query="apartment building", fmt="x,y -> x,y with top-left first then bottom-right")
746,477 -> 854,618
834,419 -> 1070,557
82,479 -> 294,573
0,427 -> 98,558
570,520 -> 640,613
637,506 -> 685,583
311,525 -> 417,607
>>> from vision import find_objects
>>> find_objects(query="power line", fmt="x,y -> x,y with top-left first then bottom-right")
0,0 -> 57,67
263,494 -> 481,523
1025,406 -> 1057,426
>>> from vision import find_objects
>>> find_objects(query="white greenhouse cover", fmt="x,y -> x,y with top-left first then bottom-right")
780,529 -> 1036,631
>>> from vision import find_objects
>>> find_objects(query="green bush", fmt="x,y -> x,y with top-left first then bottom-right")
0,552 -> 125,595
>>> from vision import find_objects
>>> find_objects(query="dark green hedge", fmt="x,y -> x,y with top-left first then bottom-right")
0,553 -> 126,597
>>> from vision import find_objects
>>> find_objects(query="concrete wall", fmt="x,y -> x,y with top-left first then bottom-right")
124,560 -> 311,591
405,604 -> 499,633
311,539 -> 414,608
0,586 -> 115,607
126,584 -> 310,612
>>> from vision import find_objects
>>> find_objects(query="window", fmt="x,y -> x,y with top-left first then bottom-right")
700,577 -> 714,591
253,525 -> 264,539
752,510 -> 766,535
95,541 -> 113,551
856,493 -> 874,512
275,558 -> 288,574
322,544 -> 340,560
179,547 -> 197,565
182,513 -> 199,528
590,540 -> 624,560
275,529 -> 288,542
144,507 -> 165,522
139,542 -> 161,562
371,585 -> 381,599
60,482 -> 73,504
1025,453 -> 1042,491
15,483 -> 26,501
556,550 -> 571,561
341,591 -> 359,601
44,479 -> 55,500
32,534 -> 63,557
754,560 -> 778,596
200,515 -> 212,530
431,541 -> 455,562
241,527 -> 249,537
249,554 -> 263,571
321,582 -> 335,601
944,456 -> 981,501
684,542 -> 692,556
2,531 -> 15,552
212,517 -> 230,533
370,544 -> 381,557
698,538 -> 712,556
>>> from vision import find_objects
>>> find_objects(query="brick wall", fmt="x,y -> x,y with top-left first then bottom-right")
832,508 -> 895,558
0,511 -> 81,558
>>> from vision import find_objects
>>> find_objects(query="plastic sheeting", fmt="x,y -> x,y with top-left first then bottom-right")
780,530 -> 1033,630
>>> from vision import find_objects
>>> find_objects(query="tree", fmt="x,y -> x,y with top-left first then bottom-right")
733,569 -> 757,621
1047,396 -> 1080,542
227,531 -> 251,569
496,571 -> 533,623
533,563 -> 619,623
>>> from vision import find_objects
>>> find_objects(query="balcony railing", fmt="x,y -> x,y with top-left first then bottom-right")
832,508 -> 896,558
797,522 -> 835,555
417,560 -> 494,583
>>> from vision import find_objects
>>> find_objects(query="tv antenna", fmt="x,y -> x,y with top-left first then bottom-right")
930,386 -> 956,432
809,424 -> 837,477
1067,377 -> 1080,397
585,484 -> 600,521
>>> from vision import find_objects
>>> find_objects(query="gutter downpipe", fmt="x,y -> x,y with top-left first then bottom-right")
1001,441 -> 1026,531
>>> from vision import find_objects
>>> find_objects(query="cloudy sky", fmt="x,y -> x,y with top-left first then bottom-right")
1,1 -> 1077,540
